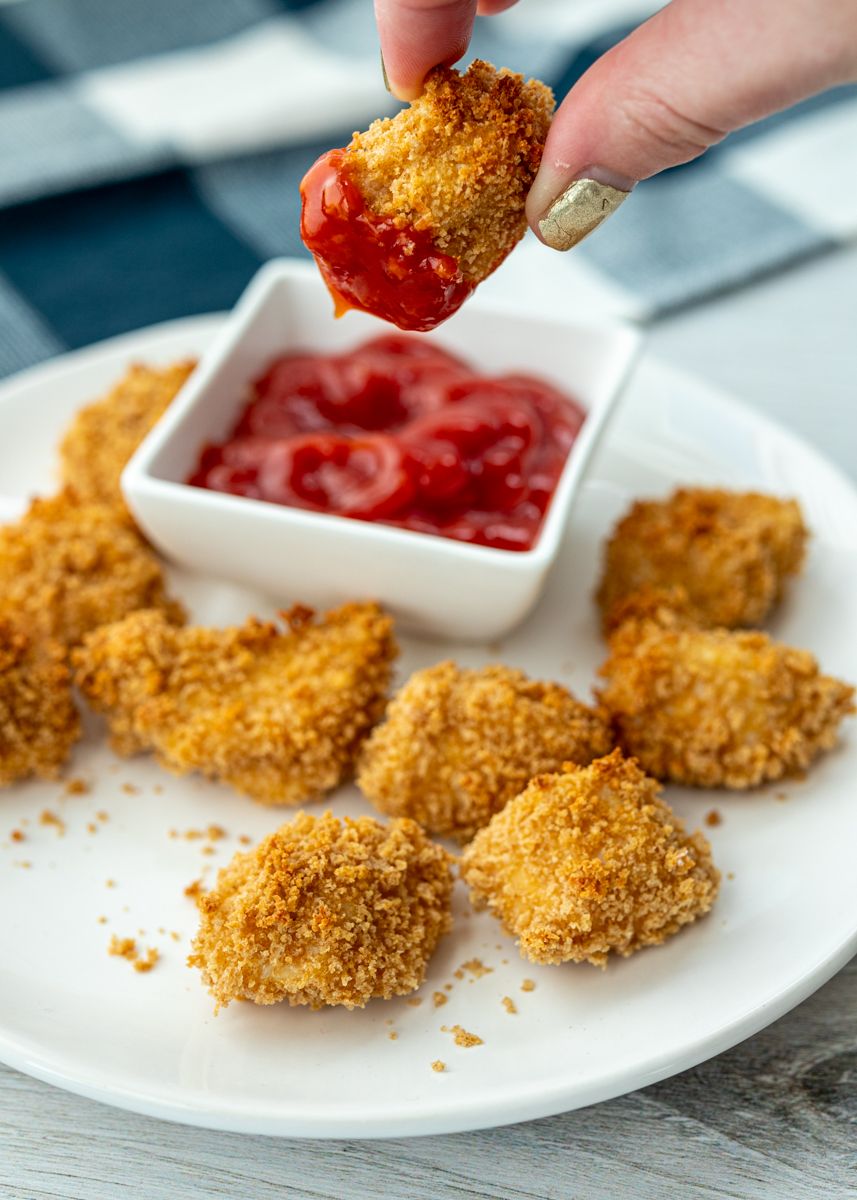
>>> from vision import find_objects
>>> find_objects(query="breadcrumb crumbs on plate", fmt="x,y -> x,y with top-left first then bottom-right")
184,878 -> 205,899
171,932 -> 180,941
444,984 -> 453,991
97,811 -> 108,821
14,860 -> 31,868
388,1032 -> 397,1041
502,997 -> 517,1014
461,958 -> 493,979
108,935 -> 137,960
87,823 -> 97,833
153,784 -> 163,794
207,825 -> 226,841
134,948 -> 159,973
10,830 -> 24,842
441,1024 -> 483,1047
201,846 -> 215,856
405,998 -> 421,1007
105,879 -> 115,887
39,810 -> 65,836
776,793 -> 788,801
121,783 -> 139,795
65,778 -> 90,795
727,872 -> 735,880
705,810 -> 722,827
431,1060 -> 446,1072
521,980 -> 535,992
433,992 -> 447,1007
238,835 -> 252,845
453,969 -> 464,980
97,916 -> 106,923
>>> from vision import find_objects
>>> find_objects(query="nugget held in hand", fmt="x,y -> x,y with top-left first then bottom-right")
59,361 -> 195,519
74,602 -> 397,805
0,619 -> 80,786
460,750 -> 719,966
0,489 -> 184,646
597,488 -> 808,630
598,613 -> 855,788
189,811 -> 454,1009
358,661 -> 613,841
301,61 -> 553,330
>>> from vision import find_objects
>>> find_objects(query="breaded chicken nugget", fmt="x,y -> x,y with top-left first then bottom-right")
598,615 -> 855,788
357,660 -> 613,841
461,750 -> 719,966
0,618 -> 80,785
602,584 -> 706,639
0,489 -> 184,647
301,62 -> 553,329
74,602 -> 397,805
189,810 -> 454,1009
59,361 -> 195,518
597,488 -> 808,630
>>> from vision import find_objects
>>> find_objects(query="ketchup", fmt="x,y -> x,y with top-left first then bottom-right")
300,149 -> 474,332
189,335 -> 586,552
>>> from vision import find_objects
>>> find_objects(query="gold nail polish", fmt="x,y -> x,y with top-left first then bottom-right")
538,179 -> 630,252
381,49 -> 391,94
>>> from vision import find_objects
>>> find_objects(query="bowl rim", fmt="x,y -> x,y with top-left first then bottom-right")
122,258 -> 643,572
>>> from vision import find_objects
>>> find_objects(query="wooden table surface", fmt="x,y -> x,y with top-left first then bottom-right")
3,244 -> 857,1199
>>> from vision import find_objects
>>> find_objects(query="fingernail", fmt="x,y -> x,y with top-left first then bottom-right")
381,49 -> 391,94
539,178 -> 632,252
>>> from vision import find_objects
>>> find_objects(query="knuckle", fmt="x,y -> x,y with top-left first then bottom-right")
618,89 -> 727,168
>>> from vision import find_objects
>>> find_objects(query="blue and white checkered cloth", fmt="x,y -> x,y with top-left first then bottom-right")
1,0 -> 856,378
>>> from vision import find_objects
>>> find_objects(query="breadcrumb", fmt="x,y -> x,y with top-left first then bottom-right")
520,980 -> 535,991
39,809 -> 65,835
64,777 -> 90,795
0,489 -> 184,647
461,751 -> 720,966
74,601 -> 397,806
432,991 -> 447,1008
188,811 -> 454,1010
0,619 -> 80,785
441,1024 -> 483,1047
597,489 -> 808,630
461,958 -> 493,979
59,361 -> 196,518
431,1060 -> 446,1072
350,61 -> 554,283
358,661 -> 612,841
134,947 -> 159,973
598,620 -> 855,788
502,996 -> 517,1014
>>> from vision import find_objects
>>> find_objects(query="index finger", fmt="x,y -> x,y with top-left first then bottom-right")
375,0 -> 479,101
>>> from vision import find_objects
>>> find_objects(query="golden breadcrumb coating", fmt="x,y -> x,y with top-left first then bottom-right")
0,489 -> 184,647
602,584 -> 707,640
189,810 -> 454,1009
598,614 -> 855,788
460,750 -> 720,966
59,361 -> 196,518
0,619 -> 80,785
596,488 -> 808,630
74,602 -> 397,805
357,660 -> 613,842
349,60 -> 554,283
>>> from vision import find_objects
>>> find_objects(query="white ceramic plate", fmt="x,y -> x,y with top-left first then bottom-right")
1,315 -> 856,1139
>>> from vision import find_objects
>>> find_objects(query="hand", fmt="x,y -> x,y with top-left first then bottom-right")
375,0 -> 857,249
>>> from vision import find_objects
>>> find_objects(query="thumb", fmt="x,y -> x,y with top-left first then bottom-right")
527,0 -> 857,249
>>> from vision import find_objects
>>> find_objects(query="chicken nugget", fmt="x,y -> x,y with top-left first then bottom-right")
301,61 -> 554,330
461,750 -> 719,966
188,810 -> 454,1009
74,602 -> 397,805
0,489 -> 184,647
357,660 -> 613,841
59,361 -> 195,518
596,488 -> 808,630
0,618 -> 80,785
598,618 -> 855,788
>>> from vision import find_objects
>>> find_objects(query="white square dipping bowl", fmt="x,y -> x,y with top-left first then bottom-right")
123,259 -> 641,640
